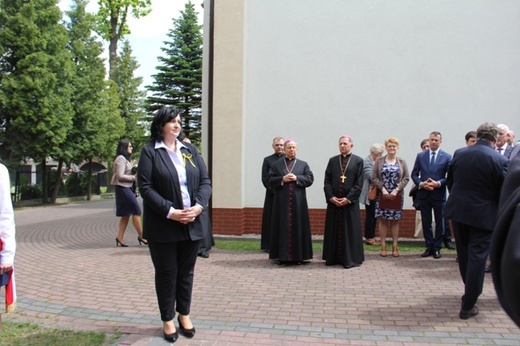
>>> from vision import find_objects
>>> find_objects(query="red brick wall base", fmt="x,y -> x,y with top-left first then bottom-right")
212,207 -> 417,238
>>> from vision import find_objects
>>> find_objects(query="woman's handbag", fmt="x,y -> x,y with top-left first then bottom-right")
378,193 -> 403,211
368,185 -> 378,201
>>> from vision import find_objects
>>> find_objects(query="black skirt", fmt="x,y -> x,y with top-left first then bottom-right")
115,185 -> 142,217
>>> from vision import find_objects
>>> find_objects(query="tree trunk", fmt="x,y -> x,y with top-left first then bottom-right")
106,165 -> 114,192
108,31 -> 118,80
50,158 -> 64,204
41,158 -> 48,204
87,158 -> 93,201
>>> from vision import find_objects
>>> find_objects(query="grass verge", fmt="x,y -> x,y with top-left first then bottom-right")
0,321 -> 119,346
214,238 -> 428,252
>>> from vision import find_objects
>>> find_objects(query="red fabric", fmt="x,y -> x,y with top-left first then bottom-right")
0,238 -> 16,313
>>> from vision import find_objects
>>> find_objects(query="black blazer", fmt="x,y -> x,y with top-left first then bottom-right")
137,142 -> 212,242
491,155 -> 520,328
445,141 -> 509,231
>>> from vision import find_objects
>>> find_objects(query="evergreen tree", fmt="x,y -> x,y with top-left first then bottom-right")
0,0 -> 74,202
112,40 -> 147,151
146,1 -> 203,145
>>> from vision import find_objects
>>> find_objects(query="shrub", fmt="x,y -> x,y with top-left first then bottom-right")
19,184 -> 43,200
64,172 -> 101,197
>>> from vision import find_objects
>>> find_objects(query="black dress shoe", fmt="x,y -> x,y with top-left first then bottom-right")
163,331 -> 179,343
178,316 -> 196,338
198,251 -> 209,258
433,250 -> 442,259
444,242 -> 456,250
421,249 -> 433,257
344,263 -> 361,269
459,306 -> 479,320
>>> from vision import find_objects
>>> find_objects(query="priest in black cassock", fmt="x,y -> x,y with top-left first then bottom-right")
268,139 -> 314,265
260,137 -> 285,252
322,135 -> 365,269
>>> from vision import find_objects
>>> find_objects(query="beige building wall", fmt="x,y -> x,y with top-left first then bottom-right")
203,0 -> 520,235
208,0 -> 245,209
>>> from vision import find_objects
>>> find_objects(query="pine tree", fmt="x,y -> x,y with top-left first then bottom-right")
112,40 -> 147,151
0,0 -> 74,202
146,1 -> 203,145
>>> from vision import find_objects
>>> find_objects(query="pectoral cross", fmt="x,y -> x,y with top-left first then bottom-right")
340,175 -> 346,183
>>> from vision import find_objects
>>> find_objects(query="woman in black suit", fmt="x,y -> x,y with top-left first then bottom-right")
138,106 -> 211,343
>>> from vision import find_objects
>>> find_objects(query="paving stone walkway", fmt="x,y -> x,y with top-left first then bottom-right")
3,200 -> 519,345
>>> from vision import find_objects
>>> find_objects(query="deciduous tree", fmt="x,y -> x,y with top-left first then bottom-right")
94,0 -> 151,79
59,0 -> 124,201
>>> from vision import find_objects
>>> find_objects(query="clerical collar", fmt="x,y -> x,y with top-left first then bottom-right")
342,152 -> 352,157
285,157 -> 296,161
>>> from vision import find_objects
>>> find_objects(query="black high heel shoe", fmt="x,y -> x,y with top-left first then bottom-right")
137,237 -> 148,245
177,316 -> 195,338
115,238 -> 128,247
163,330 -> 179,343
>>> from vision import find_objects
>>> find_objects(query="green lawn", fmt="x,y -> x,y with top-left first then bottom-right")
215,238 -> 427,252
0,322 -> 119,346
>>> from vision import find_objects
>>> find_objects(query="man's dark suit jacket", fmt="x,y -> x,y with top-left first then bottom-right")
411,149 -> 452,201
445,141 -> 508,231
138,142 -> 212,242
262,153 -> 284,194
491,155 -> 520,328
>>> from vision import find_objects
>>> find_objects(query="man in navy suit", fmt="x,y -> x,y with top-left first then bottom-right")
412,131 -> 453,259
445,123 -> 509,320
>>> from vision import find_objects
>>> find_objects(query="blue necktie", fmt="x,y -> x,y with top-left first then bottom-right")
430,152 -> 436,169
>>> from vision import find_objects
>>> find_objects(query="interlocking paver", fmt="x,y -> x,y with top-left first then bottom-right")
2,199 -> 519,345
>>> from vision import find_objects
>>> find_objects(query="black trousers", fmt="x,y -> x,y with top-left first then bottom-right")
452,221 -> 492,311
364,200 -> 377,239
148,239 -> 201,321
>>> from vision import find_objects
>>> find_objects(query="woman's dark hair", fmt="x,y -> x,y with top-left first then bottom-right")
178,128 -> 186,141
150,106 -> 182,142
115,139 -> 132,160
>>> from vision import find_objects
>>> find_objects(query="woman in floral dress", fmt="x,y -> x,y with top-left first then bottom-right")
371,137 -> 410,257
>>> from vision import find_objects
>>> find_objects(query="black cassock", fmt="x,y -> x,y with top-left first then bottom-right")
261,153 -> 284,251
268,157 -> 314,262
322,153 -> 365,268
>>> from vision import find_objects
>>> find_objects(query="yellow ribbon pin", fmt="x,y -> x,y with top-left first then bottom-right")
182,153 -> 196,167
